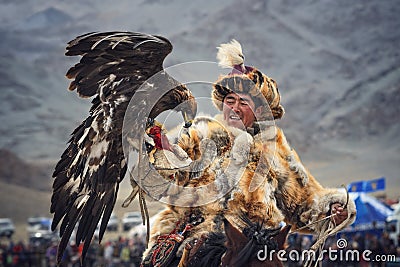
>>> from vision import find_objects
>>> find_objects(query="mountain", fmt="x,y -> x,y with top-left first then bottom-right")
16,7 -> 72,30
0,149 -> 52,191
0,0 -> 398,197
0,180 -> 52,224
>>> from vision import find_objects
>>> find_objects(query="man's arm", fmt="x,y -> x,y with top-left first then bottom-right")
270,127 -> 356,234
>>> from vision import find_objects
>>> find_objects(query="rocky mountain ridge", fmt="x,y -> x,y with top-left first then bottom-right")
0,0 -> 398,196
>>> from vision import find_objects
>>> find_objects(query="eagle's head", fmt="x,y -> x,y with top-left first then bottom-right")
174,92 -> 197,128
150,85 -> 197,128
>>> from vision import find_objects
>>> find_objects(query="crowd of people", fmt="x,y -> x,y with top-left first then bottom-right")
0,233 -> 146,267
1,228 -> 399,266
285,230 -> 400,266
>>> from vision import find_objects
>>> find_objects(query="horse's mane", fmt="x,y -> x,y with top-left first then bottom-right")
181,213 -> 290,267
187,232 -> 226,267
231,214 -> 281,266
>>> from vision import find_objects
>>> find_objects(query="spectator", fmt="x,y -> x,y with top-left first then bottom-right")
45,241 -> 58,267
68,241 -> 81,267
369,235 -> 385,267
85,241 -> 101,267
397,234 -> 400,251
59,244 -> 71,267
382,232 -> 397,257
130,234 -> 145,267
112,240 -> 121,266
104,241 -> 114,267
353,233 -> 365,251
120,243 -> 131,267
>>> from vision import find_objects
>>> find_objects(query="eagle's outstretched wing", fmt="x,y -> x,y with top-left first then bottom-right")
50,32 -> 196,263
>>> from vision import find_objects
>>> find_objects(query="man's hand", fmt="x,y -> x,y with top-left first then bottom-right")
331,203 -> 348,225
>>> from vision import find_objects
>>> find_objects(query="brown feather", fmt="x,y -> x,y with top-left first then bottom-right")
51,31 -> 197,265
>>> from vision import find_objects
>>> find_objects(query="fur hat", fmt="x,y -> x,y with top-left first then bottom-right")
212,40 -> 284,120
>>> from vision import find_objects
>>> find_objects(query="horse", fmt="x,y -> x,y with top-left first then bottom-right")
175,215 -> 291,267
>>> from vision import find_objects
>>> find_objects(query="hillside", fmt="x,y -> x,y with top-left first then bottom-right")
0,0 -> 398,209
1,0 -> 399,161
0,180 -> 163,242
0,149 -> 52,191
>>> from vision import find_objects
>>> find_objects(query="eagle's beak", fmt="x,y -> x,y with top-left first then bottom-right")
181,96 -> 197,129
182,111 -> 194,128
181,112 -> 193,138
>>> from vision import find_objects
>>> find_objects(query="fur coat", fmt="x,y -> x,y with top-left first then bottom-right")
143,114 -> 356,259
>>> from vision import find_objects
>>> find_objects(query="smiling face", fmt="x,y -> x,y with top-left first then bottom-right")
222,92 -> 262,130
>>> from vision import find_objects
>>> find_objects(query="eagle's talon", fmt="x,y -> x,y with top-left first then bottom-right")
189,160 -> 204,179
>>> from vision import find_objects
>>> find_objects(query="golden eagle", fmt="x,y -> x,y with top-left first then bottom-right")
50,32 -> 197,263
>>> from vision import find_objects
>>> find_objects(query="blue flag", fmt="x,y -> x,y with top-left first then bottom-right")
362,177 -> 385,192
347,177 -> 385,193
347,181 -> 364,192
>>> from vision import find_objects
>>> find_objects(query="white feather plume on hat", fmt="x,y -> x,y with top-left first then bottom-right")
216,39 -> 244,68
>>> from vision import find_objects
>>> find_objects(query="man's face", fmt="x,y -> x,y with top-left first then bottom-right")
222,93 -> 261,130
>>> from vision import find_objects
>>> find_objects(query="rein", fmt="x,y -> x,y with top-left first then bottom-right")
290,185 -> 350,267
292,184 -> 349,233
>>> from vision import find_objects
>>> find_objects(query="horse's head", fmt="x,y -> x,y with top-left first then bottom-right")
221,217 -> 291,267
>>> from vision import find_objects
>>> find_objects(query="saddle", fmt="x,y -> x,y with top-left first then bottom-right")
141,212 -> 204,267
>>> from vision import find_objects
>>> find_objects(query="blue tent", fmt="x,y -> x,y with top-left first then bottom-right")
346,192 -> 393,230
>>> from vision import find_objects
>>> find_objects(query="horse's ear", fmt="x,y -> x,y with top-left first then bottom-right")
224,219 -> 248,249
274,225 -> 291,249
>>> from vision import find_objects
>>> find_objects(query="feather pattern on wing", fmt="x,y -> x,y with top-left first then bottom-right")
50,31 -> 197,263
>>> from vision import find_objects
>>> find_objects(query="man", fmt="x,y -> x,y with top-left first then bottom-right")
218,83 -> 349,226
142,40 -> 356,266
211,65 -> 354,228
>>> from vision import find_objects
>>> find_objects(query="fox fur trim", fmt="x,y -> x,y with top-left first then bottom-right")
301,189 -> 357,233
143,115 -> 357,262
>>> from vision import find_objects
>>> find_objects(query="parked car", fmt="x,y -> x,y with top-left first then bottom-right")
27,217 -> 52,233
0,218 -> 15,238
122,212 -> 142,231
26,217 -> 56,241
93,213 -> 119,238
107,213 -> 119,231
